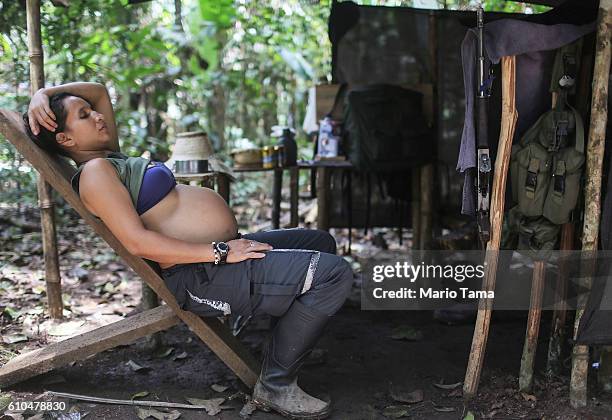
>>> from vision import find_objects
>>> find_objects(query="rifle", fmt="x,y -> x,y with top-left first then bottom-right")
475,7 -> 493,246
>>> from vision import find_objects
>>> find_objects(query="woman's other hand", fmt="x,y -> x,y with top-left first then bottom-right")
226,239 -> 273,263
28,89 -> 57,135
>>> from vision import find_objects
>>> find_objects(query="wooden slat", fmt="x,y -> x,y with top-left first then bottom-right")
0,109 -> 260,387
0,306 -> 179,387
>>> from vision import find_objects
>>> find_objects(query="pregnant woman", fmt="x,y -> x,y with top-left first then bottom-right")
24,82 -> 353,420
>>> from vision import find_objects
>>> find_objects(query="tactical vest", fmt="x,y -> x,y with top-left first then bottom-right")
70,152 -> 150,208
503,39 -> 585,260
510,104 -> 584,225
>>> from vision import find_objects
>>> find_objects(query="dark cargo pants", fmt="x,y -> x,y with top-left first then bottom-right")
160,228 -> 353,319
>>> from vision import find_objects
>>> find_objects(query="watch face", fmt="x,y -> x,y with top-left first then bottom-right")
217,242 -> 229,252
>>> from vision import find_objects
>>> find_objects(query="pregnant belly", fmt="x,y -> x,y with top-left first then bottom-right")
139,184 -> 238,269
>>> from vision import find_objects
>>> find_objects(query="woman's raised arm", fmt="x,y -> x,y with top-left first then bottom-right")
28,82 -> 119,152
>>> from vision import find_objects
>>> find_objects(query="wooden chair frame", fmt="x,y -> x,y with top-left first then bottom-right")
0,109 -> 259,388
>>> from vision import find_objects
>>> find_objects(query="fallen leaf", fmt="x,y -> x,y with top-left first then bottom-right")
463,411 -> 475,420
3,334 -> 28,344
32,285 -> 45,295
136,407 -> 181,420
389,386 -> 423,404
3,307 -> 21,320
185,397 -> 226,416
0,393 -> 11,411
126,360 -> 151,373
154,347 -> 174,358
70,267 -> 89,280
521,392 -> 536,402
382,405 -> 411,418
48,320 -> 84,336
211,384 -> 229,393
172,351 -> 188,361
131,391 -> 150,400
390,326 -> 423,341
227,391 -> 247,401
433,381 -> 462,390
239,400 -> 257,417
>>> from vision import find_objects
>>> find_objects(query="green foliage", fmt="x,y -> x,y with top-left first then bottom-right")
0,0 -> 549,205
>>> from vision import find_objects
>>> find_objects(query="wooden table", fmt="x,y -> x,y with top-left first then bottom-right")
232,160 -> 353,230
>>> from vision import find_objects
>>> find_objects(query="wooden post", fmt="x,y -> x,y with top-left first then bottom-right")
26,0 -> 63,319
519,260 -> 546,392
316,167 -> 330,231
272,169 -> 282,229
217,173 -> 231,204
570,0 -> 611,407
289,167 -> 299,227
546,223 -> 574,377
411,167 -> 421,250
419,164 -> 433,250
463,56 -> 518,400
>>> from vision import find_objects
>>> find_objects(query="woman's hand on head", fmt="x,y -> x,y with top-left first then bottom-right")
226,239 -> 273,263
28,89 -> 57,135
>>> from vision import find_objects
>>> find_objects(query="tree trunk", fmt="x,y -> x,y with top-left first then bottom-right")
570,0 -> 611,408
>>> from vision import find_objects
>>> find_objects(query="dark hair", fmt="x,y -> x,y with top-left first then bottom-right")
22,92 -> 87,158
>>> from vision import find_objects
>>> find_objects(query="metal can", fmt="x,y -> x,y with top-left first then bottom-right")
262,146 -> 277,169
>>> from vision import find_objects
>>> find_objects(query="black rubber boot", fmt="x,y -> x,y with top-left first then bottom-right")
252,299 -> 331,419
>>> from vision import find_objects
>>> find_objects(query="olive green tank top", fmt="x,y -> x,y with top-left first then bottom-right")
70,152 -> 150,208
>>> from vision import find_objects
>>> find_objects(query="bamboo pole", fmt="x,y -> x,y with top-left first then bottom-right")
519,260 -> 546,392
570,0 -> 611,408
26,0 -> 63,319
463,56 -> 518,400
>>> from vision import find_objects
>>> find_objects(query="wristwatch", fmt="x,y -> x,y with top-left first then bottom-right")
212,241 -> 230,265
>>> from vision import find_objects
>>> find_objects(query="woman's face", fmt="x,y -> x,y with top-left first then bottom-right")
56,96 -> 112,153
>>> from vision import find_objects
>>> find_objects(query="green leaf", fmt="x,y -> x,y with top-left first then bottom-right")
463,411 -> 475,420
0,34 -> 12,60
390,326 -> 424,341
131,391 -> 150,400
3,307 -> 21,320
198,0 -> 236,28
382,405 -> 411,418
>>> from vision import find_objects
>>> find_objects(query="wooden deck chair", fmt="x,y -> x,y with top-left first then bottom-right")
0,109 -> 259,388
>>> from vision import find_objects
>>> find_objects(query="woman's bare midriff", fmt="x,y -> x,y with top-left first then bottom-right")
139,184 -> 238,269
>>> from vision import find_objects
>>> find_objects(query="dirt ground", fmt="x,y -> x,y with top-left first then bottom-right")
3,202 -> 612,419
5,305 -> 612,419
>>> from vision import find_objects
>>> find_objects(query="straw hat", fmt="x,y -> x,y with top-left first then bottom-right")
165,131 -> 235,178
171,131 -> 214,161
